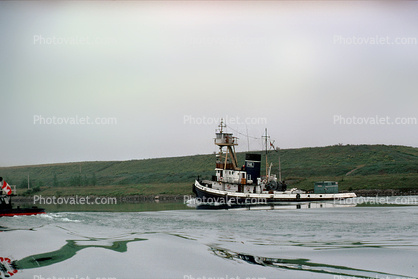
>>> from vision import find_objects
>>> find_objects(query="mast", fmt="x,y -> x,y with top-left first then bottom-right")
278,147 -> 282,182
214,119 -> 239,171
219,118 -> 226,133
262,128 -> 269,177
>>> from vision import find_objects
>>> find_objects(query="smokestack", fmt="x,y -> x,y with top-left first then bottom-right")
245,153 -> 261,184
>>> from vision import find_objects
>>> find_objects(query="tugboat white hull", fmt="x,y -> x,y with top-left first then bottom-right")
193,180 -> 356,205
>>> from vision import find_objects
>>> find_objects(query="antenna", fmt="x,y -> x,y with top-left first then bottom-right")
246,125 -> 250,151
277,147 -> 282,182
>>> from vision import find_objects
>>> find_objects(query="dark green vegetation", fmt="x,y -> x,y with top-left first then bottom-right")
1,144 -> 418,196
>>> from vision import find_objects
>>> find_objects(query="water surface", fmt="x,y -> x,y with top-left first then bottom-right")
1,201 -> 417,279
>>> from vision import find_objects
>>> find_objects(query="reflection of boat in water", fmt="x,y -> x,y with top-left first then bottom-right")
0,177 -> 45,217
187,198 -> 356,210
210,246 -> 401,278
192,120 -> 356,206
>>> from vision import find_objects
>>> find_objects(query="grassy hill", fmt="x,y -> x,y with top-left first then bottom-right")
1,144 -> 418,196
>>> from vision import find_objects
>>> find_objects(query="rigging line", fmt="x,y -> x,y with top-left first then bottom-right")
227,125 -> 260,140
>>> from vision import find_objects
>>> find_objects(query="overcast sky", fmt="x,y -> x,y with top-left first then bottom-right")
1,1 -> 417,167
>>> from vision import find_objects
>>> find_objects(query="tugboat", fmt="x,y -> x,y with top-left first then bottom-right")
0,177 -> 45,217
192,120 -> 356,205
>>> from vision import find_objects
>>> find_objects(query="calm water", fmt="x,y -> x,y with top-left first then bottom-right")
1,200 -> 417,279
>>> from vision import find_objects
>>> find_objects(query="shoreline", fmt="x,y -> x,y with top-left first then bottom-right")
352,188 -> 418,197
10,189 -> 418,204
11,194 -> 186,204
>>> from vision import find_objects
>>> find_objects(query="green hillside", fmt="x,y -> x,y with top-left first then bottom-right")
1,144 -> 418,196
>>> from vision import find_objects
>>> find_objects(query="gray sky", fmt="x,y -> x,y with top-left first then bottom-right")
1,1 -> 417,167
